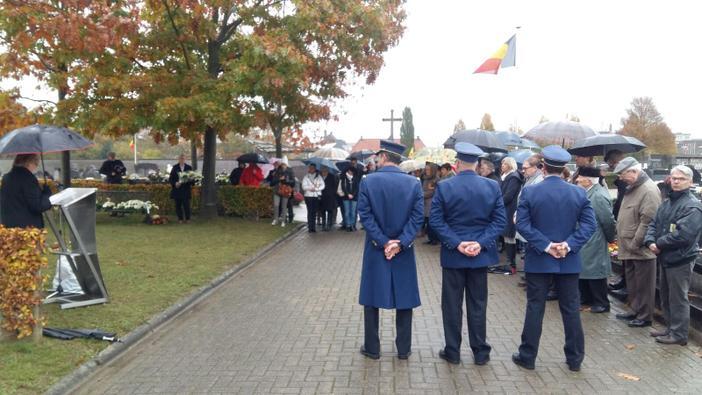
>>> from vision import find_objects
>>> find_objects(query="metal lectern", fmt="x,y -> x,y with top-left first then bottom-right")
44,188 -> 109,309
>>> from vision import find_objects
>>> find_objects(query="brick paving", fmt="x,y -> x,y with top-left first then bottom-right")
76,229 -> 702,394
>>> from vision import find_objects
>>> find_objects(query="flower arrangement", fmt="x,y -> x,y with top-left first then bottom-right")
147,171 -> 170,184
608,241 -> 618,258
114,200 -> 159,214
179,171 -> 203,185
144,214 -> 168,225
215,172 -> 230,185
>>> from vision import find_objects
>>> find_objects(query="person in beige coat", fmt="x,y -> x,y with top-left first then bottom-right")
613,157 -> 662,327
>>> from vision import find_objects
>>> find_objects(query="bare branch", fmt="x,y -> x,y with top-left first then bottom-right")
18,96 -> 57,106
160,0 -> 192,70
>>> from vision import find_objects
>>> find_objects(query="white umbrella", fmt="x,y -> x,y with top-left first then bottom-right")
400,159 -> 424,173
312,146 -> 349,160
414,148 -> 457,165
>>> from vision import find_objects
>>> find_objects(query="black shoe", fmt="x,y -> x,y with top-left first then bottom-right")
590,306 -> 610,314
511,353 -> 535,370
360,346 -> 379,360
567,363 -> 581,372
474,356 -> 490,366
438,349 -> 460,365
615,313 -> 636,320
608,279 -> 625,290
627,319 -> 652,328
398,351 -> 411,360
546,291 -> 558,301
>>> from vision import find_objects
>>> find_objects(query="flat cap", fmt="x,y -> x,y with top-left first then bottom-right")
541,145 -> 571,167
613,157 -> 639,174
454,142 -> 485,163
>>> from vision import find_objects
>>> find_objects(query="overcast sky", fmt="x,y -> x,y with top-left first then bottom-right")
5,0 -> 701,148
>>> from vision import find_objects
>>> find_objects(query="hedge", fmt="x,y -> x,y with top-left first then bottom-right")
69,180 -> 274,218
0,226 -> 47,339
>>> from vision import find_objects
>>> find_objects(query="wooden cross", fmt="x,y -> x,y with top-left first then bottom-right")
382,109 -> 402,140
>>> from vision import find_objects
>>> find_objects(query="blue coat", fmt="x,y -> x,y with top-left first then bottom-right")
429,170 -> 507,269
358,166 -> 424,309
516,176 -> 597,274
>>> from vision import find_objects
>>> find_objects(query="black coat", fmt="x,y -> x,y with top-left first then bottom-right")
229,167 -> 244,185
613,178 -> 627,219
320,173 -> 338,210
1,166 -> 52,228
169,163 -> 193,200
99,159 -> 126,184
501,171 -> 524,238
340,172 -> 360,201
644,189 -> 702,267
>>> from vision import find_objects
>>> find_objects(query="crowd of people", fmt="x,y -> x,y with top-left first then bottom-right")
351,139 -> 701,371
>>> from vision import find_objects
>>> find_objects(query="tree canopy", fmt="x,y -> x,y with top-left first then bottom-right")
620,97 -> 675,155
480,113 -> 494,131
400,107 -> 414,154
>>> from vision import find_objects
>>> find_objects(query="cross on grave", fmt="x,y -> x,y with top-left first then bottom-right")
382,109 -> 403,140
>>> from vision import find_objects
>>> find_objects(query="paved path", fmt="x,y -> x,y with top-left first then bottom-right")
77,229 -> 702,394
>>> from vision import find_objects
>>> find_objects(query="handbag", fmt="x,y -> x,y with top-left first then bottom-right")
277,184 -> 293,197
293,191 -> 304,203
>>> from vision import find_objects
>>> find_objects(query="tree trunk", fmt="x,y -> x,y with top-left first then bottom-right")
190,138 -> 197,171
274,127 -> 283,159
58,67 -> 71,187
200,126 -> 218,218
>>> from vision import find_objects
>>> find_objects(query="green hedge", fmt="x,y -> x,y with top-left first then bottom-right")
68,180 -> 274,218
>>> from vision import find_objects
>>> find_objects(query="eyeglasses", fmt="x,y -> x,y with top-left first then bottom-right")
671,177 -> 689,182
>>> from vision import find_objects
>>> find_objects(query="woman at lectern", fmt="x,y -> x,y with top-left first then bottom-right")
0,154 -> 52,229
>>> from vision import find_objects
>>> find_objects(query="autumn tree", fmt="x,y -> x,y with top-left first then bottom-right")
620,97 -> 675,155
453,119 -> 466,132
73,0 -> 406,218
0,90 -> 30,136
0,0 -> 140,185
480,113 -> 494,131
400,107 -> 414,154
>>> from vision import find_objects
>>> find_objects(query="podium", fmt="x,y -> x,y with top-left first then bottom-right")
44,188 -> 109,309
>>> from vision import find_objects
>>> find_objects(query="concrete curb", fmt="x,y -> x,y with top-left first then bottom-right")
45,223 -> 306,395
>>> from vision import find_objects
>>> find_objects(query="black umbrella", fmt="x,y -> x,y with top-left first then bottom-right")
336,160 -> 365,174
348,150 -> 376,162
443,129 -> 507,153
43,327 -> 120,342
567,134 -> 646,157
495,131 -> 522,146
236,152 -> 269,164
0,124 -> 94,182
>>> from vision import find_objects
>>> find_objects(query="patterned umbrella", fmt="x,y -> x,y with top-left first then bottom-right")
443,129 -> 507,153
414,148 -> 457,165
523,121 -> 596,148
312,146 -> 349,160
399,159 -> 424,173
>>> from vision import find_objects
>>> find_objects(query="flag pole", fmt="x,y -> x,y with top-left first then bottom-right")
133,133 -> 137,166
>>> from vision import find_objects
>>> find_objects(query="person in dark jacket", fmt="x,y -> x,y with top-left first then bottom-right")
1,154 -> 52,228
169,154 -> 193,223
499,157 -> 524,273
320,166 -> 338,231
99,152 -> 126,184
229,162 -> 246,185
644,165 -> 702,346
478,159 -> 501,185
339,166 -> 360,231
268,159 -> 295,227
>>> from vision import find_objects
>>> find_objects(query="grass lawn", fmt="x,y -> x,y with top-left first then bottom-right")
0,213 -> 290,394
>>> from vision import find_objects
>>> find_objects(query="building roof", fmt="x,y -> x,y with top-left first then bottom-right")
351,137 -> 426,153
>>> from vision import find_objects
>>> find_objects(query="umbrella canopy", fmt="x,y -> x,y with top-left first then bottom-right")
507,149 -> 535,165
348,149 -> 376,162
518,138 -> 541,150
335,160 -> 365,174
237,152 -> 269,164
414,148 -> 457,165
443,129 -> 507,153
312,146 -> 349,160
304,157 -> 339,174
399,159 -> 424,173
0,124 -> 92,155
523,120 -> 597,147
495,131 -> 522,146
567,134 -> 646,157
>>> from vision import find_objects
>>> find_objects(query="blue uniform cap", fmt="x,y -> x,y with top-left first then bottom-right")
541,145 -> 571,167
454,142 -> 484,163
377,140 -> 406,156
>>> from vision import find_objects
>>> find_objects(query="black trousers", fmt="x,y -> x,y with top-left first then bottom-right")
304,197 -> 319,231
321,207 -> 335,228
364,306 -> 412,356
579,278 -> 610,309
518,273 -> 584,367
441,267 -> 491,362
174,198 -> 191,221
424,217 -> 438,242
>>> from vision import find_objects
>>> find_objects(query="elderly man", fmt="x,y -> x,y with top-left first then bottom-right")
512,146 -> 596,372
575,167 -> 617,313
614,157 -> 662,327
430,143 -> 506,365
644,165 -> 702,345
357,140 -> 424,360
478,159 -> 501,185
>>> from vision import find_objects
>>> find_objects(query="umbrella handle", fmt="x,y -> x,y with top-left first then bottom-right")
40,152 -> 47,186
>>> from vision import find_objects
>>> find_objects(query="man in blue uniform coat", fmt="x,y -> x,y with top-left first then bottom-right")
429,143 -> 506,365
512,145 -> 597,372
357,140 -> 424,360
